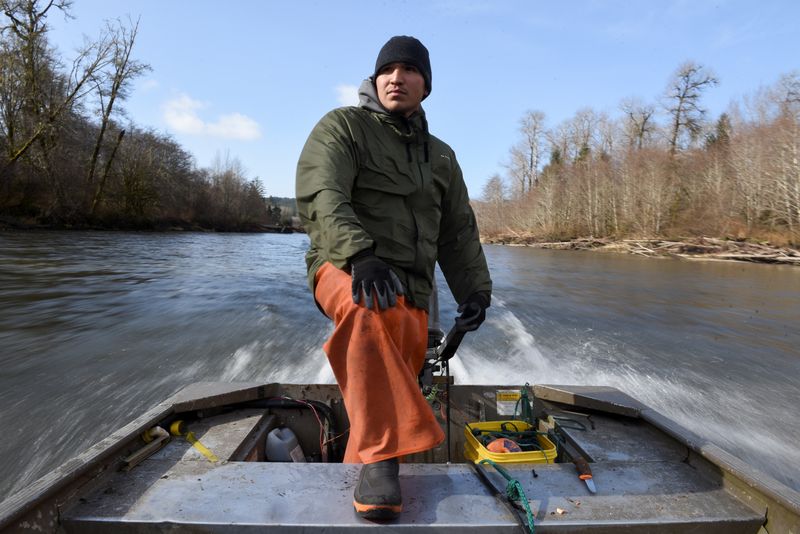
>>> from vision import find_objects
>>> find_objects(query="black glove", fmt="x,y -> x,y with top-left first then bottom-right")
350,250 -> 404,310
455,291 -> 491,332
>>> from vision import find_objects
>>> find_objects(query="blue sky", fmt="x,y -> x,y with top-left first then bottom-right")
47,1 -> 799,198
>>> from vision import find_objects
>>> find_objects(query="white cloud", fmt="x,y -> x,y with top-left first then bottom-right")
162,93 -> 262,140
139,79 -> 159,92
206,112 -> 261,140
335,84 -> 359,107
163,94 -> 205,132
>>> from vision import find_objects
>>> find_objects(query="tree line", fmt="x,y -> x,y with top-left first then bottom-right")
0,0 -> 291,231
475,62 -> 800,248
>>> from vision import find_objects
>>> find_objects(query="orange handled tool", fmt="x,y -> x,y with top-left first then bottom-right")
573,456 -> 596,493
560,437 -> 597,494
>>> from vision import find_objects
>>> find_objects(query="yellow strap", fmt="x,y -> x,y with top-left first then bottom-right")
185,431 -> 220,463
168,420 -> 219,463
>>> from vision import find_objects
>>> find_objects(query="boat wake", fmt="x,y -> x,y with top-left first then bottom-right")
222,331 -> 334,384
455,299 -> 800,493
213,295 -> 800,493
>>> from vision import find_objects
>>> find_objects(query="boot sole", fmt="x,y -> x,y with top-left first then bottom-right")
353,501 -> 402,520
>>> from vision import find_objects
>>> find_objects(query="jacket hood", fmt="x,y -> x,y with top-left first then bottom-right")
357,78 -> 386,114
357,78 -> 428,140
358,79 -> 426,119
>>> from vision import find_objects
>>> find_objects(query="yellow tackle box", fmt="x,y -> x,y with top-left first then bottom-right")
464,420 -> 557,464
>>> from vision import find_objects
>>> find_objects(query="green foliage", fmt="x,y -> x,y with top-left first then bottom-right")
705,113 -> 732,149
549,147 -> 562,166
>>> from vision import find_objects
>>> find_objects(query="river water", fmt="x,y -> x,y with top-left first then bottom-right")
0,231 -> 798,501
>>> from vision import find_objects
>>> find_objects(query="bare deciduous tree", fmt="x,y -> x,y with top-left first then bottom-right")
1,0 -> 113,174
0,5 -> 280,231
621,97 -> 656,150
506,110 -> 546,195
665,61 -> 718,155
476,173 -> 506,235
87,17 -> 150,215
476,71 -> 798,247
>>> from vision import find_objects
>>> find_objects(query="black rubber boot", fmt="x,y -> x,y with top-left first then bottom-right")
353,458 -> 402,520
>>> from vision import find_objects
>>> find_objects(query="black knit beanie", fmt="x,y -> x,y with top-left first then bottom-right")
373,36 -> 432,98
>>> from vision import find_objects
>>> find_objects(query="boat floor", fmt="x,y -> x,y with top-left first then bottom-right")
62,406 -> 765,533
65,460 -> 764,533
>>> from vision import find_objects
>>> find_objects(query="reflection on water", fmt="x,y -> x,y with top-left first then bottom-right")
0,231 -> 798,500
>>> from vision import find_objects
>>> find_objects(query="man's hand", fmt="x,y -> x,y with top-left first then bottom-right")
455,291 -> 491,331
350,250 -> 404,310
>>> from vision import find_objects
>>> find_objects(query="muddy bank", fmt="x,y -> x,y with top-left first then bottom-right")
482,235 -> 800,266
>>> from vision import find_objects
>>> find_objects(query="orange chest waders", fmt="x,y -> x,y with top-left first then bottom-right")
314,262 -> 444,464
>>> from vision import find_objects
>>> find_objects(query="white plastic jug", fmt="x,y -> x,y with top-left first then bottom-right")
266,427 -> 306,462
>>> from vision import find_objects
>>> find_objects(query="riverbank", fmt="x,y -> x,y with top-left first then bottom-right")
482,235 -> 800,266
0,216 -> 301,234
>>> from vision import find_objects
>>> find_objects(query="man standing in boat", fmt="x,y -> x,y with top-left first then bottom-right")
296,36 -> 492,520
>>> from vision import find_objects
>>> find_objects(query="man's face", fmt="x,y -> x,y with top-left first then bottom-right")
375,62 -> 427,117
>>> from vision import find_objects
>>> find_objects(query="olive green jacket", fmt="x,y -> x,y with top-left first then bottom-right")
295,80 -> 491,311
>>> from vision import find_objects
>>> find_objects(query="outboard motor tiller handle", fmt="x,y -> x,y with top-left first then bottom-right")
435,325 -> 467,362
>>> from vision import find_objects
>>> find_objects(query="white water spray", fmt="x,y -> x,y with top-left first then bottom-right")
451,298 -> 800,491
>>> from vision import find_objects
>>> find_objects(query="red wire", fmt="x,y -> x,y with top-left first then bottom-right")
275,396 -> 326,455
267,396 -> 349,458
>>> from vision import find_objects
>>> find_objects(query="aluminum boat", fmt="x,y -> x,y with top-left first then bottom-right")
1,376 -> 799,533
